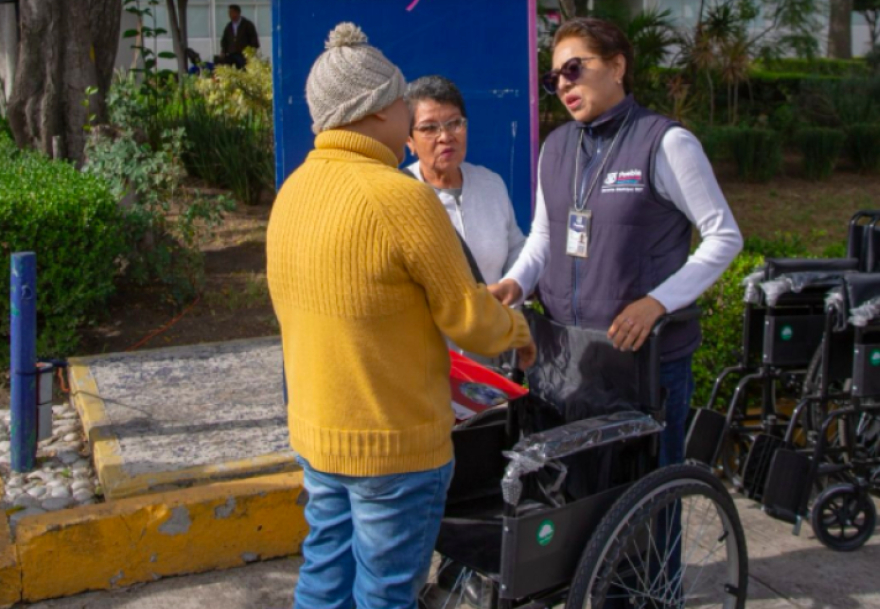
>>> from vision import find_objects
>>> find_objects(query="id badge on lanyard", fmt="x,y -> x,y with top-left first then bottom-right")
566,209 -> 592,258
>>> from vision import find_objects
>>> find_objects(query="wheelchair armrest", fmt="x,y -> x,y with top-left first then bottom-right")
650,305 -> 702,338
500,411 -> 663,507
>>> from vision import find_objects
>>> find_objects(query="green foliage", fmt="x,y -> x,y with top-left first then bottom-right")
795,127 -> 845,180
797,77 -> 880,127
846,123 -> 880,173
728,128 -> 782,182
0,115 -> 11,140
84,109 -> 234,305
0,133 -> 126,366
693,252 -> 765,407
742,232 -> 811,258
754,57 -> 871,76
694,124 -> 740,162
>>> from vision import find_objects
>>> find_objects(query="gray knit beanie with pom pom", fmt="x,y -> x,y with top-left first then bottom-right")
306,23 -> 406,134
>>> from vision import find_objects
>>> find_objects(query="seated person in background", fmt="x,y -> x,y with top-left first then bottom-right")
404,76 -> 527,364
217,4 -> 259,69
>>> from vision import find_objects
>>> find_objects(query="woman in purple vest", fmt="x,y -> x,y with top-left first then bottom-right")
489,17 -> 743,466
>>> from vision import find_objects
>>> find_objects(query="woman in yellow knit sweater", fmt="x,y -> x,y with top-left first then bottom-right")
266,23 -> 534,609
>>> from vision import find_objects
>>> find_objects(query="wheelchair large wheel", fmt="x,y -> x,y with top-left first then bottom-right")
566,464 -> 748,609
810,483 -> 877,552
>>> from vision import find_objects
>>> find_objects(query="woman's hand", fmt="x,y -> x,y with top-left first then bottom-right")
608,296 -> 667,352
488,279 -> 523,306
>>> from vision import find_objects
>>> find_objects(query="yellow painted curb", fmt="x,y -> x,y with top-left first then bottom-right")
67,350 -> 297,500
0,478 -> 22,609
7,470 -> 305,604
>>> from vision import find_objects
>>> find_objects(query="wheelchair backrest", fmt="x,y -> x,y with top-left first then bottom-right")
524,311 -> 657,428
846,210 -> 880,272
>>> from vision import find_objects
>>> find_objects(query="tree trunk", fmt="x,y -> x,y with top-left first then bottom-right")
165,0 -> 188,76
7,0 -> 121,163
828,0 -> 854,58
0,4 -> 19,114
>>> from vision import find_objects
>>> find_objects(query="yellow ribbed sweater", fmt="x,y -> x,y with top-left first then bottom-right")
266,130 -> 531,477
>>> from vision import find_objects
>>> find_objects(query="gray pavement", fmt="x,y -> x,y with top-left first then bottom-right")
22,495 -> 880,609
76,338 -> 292,484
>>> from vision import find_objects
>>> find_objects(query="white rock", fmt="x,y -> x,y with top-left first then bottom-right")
26,487 -> 47,499
50,486 -> 71,499
5,488 -> 23,500
56,451 -> 79,465
0,441 -> 10,453
6,475 -> 24,488
52,406 -> 66,416
62,433 -> 79,442
73,489 -> 94,503
42,497 -> 73,511
73,459 -> 90,470
72,470 -> 92,480
55,425 -> 77,437
46,479 -> 66,489
71,480 -> 92,492
13,494 -> 39,508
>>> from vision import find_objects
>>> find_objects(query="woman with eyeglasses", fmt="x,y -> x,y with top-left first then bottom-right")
489,18 -> 743,467
404,76 -> 527,364
404,75 -> 526,287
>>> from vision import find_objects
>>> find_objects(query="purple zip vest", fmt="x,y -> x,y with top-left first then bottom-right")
538,95 -> 701,361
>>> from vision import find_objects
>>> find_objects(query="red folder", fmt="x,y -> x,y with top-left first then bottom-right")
449,351 -> 529,421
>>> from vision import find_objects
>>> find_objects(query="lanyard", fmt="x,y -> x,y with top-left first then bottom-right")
572,107 -> 633,212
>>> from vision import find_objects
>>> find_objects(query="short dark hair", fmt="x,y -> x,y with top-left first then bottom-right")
553,18 -> 634,94
229,4 -> 242,13
403,76 -> 467,131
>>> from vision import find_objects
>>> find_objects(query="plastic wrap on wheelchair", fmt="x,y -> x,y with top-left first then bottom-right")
435,311 -> 666,601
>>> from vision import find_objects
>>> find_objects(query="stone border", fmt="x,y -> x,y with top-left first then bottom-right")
0,471 -> 306,607
67,346 -> 297,500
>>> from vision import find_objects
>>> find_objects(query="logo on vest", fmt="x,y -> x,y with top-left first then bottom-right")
601,169 -> 644,193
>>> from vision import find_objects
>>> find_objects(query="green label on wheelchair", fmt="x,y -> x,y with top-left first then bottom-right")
537,520 -> 555,546
871,349 -> 880,366
780,325 -> 794,341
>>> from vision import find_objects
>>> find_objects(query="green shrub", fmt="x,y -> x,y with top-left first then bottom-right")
178,99 -> 274,206
693,252 -> 766,408
728,128 -> 782,182
797,77 -> 880,127
846,123 -> 880,173
694,125 -> 739,163
795,127 -> 846,180
754,57 -> 870,77
0,133 -> 126,366
742,232 -> 811,258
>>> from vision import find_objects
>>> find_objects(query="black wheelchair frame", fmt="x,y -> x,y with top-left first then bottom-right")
424,308 -> 749,608
687,211 -> 880,491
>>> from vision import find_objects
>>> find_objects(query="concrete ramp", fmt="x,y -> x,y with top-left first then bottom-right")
68,337 -> 296,499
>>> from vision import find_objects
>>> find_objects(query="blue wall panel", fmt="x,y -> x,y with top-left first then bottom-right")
272,0 -> 538,230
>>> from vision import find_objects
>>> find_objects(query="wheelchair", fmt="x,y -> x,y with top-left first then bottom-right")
421,309 -> 749,609
755,272 -> 880,551
687,211 -> 880,492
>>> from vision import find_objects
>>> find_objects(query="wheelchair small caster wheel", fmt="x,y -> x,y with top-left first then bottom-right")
811,483 -> 877,551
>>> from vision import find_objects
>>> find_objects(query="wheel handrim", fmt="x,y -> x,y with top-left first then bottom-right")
584,481 -> 743,609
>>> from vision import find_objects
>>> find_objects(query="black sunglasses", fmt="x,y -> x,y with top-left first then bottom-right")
541,56 -> 600,95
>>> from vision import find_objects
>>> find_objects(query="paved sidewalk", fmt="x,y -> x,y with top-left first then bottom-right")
21,495 -> 880,609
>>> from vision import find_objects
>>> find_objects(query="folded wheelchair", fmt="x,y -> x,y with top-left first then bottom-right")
757,272 -> 880,551
687,210 -> 880,490
421,310 -> 748,609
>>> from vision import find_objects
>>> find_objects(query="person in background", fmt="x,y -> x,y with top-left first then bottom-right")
404,76 -> 526,364
266,23 -> 535,609
219,4 -> 259,69
490,17 -> 743,468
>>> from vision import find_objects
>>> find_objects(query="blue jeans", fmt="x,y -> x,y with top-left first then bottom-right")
659,355 -> 695,467
294,458 -> 454,609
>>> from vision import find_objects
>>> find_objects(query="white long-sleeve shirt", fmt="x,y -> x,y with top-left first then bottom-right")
504,127 -> 743,312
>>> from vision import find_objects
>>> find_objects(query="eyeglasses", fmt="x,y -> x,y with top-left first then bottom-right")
541,56 -> 600,95
412,117 -> 468,139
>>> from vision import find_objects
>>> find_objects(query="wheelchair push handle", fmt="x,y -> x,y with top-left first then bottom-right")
650,305 -> 702,338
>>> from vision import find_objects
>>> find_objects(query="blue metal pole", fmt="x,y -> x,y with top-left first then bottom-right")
10,252 -> 37,473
